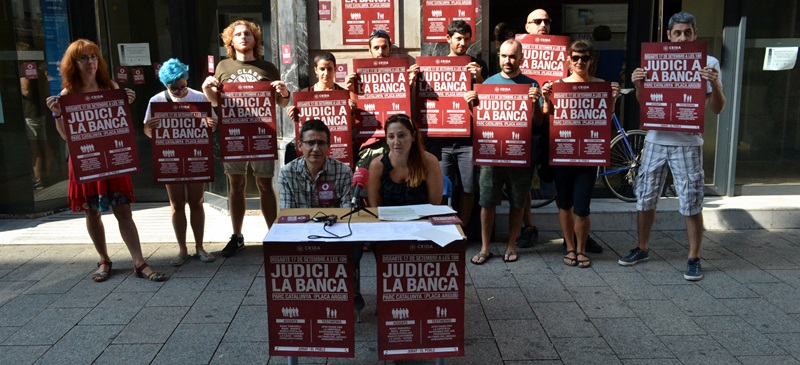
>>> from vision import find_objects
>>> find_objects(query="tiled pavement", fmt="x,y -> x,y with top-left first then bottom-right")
1,204 -> 799,364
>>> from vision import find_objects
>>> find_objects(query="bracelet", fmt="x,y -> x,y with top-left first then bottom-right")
52,112 -> 61,119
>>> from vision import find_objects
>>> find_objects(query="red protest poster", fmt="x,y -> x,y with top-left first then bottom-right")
639,41 -> 708,132
342,0 -> 395,45
23,62 -> 38,79
218,82 -> 278,162
549,82 -> 613,166
354,57 -> 411,139
335,64 -> 348,83
149,102 -> 214,184
415,56 -> 472,137
376,240 -> 465,361
515,34 -> 570,85
132,67 -> 145,85
264,241 -> 355,358
116,67 -> 128,84
60,89 -> 140,184
472,84 -> 533,166
292,90 -> 355,168
422,0 -> 475,42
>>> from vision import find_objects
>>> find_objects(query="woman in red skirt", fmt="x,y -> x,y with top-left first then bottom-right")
46,39 -> 166,282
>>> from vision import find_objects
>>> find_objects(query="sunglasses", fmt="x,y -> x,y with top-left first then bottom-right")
370,29 -> 389,37
527,18 -> 551,26
570,55 -> 591,62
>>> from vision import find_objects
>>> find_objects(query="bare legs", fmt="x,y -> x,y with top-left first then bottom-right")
458,192 -> 474,227
637,210 -> 703,259
166,182 -> 207,256
84,205 -> 162,280
478,206 -> 522,257
227,174 -> 277,233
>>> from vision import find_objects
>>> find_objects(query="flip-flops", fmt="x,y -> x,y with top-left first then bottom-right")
196,252 -> 216,263
563,250 -> 578,267
169,255 -> 191,267
471,252 -> 494,265
503,251 -> 519,263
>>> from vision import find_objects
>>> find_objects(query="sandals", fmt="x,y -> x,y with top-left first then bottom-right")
576,252 -> 592,268
133,263 -> 167,282
92,260 -> 113,282
503,251 -> 519,263
563,250 -> 578,267
170,255 -> 191,267
471,252 -> 494,265
196,252 -> 216,263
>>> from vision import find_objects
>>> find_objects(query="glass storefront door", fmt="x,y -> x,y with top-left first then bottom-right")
735,0 -> 800,186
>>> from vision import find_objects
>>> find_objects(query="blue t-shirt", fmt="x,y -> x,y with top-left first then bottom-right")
484,72 -> 539,88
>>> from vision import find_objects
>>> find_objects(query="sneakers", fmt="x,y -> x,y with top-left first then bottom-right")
516,225 -> 538,248
563,234 -> 604,253
684,258 -> 703,281
618,247 -> 649,266
222,234 -> 245,257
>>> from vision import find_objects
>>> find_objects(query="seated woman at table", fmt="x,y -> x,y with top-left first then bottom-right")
367,114 -> 443,207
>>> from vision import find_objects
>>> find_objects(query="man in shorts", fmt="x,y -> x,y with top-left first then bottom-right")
619,12 -> 726,281
426,20 -> 488,228
202,19 -> 290,257
464,39 -> 542,264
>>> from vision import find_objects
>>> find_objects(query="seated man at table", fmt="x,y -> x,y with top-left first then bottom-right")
277,119 -> 365,310
278,119 -> 353,209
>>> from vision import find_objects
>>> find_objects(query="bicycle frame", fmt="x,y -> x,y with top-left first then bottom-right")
597,114 -> 639,177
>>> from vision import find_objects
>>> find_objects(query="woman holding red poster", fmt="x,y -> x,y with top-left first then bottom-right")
144,58 -> 216,266
46,39 -> 167,282
541,40 -> 620,269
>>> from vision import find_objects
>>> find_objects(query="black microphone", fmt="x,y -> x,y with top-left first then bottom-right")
350,167 -> 369,207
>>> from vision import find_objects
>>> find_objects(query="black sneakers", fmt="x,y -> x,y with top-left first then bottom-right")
222,234 -> 245,257
618,247 -> 650,266
516,226 -> 539,248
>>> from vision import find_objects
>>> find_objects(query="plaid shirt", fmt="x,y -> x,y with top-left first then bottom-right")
278,157 -> 353,209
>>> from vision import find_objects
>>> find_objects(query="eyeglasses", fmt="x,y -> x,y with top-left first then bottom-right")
167,85 -> 188,94
570,55 -> 591,62
370,29 -> 389,38
76,54 -> 99,63
527,18 -> 551,26
301,140 -> 329,148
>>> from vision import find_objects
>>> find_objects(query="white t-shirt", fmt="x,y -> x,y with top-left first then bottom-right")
143,88 -> 212,124
646,55 -> 721,147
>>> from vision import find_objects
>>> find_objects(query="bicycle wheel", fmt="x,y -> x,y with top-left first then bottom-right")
530,166 -> 557,208
602,129 -> 647,202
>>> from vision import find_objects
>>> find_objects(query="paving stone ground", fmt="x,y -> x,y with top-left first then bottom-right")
0,204 -> 799,364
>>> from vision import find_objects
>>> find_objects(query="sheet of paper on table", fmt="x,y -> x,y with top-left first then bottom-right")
378,204 -> 457,221
264,221 -> 463,246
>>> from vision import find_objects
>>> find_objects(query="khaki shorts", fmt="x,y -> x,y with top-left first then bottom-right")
223,160 -> 275,178
479,165 -> 533,209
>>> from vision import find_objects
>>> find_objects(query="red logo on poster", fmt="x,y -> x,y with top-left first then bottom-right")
319,1 -> 331,20
335,64 -> 348,83
153,62 -> 162,78
207,55 -> 215,73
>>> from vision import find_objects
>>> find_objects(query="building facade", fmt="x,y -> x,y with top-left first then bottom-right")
1,0 -> 798,214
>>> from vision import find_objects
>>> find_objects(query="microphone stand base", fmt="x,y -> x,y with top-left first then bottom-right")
341,205 -> 377,219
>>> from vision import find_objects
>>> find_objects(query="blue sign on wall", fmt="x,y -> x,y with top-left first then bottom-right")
41,0 -> 70,96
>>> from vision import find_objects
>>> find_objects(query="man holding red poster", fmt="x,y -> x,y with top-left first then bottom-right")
422,20 -> 488,229
619,12 -> 726,281
201,20 -> 290,257
287,52 -> 356,168
465,39 -> 542,265
347,29 -> 417,170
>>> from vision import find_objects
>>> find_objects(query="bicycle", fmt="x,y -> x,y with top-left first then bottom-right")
530,113 -> 647,204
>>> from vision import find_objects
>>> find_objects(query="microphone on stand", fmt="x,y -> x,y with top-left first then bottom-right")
342,167 -> 377,219
350,167 -> 369,207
